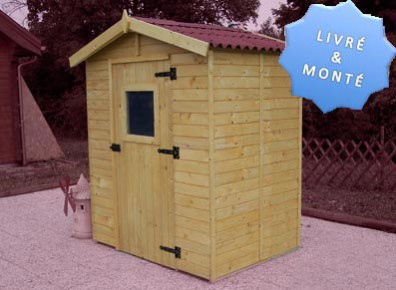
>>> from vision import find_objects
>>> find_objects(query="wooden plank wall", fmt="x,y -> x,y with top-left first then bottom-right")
85,33 -> 186,248
86,57 -> 116,247
170,52 -> 211,279
211,50 -> 301,280
260,54 -> 301,261
85,33 -> 300,281
211,50 -> 261,279
86,33 -> 212,279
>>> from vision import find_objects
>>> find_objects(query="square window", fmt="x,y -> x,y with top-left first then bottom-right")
127,91 -> 154,137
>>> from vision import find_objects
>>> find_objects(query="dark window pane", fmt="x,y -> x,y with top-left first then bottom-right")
127,91 -> 154,137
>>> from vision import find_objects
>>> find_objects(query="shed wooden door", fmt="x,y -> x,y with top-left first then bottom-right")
112,60 -> 175,268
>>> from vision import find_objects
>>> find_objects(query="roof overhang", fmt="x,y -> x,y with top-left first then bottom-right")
0,10 -> 41,55
69,11 -> 210,67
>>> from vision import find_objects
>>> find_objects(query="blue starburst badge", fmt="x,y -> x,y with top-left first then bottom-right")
279,0 -> 396,113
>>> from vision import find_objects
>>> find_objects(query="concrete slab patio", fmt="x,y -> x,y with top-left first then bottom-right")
0,189 -> 395,290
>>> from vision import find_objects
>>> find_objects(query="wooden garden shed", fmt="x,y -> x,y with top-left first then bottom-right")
70,11 -> 302,281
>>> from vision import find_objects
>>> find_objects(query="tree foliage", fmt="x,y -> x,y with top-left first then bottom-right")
273,0 -> 396,33
258,17 -> 283,40
27,0 -> 260,70
271,0 -> 396,140
23,0 -> 260,137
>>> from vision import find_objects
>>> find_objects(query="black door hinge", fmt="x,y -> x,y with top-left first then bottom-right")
155,67 -> 177,80
157,146 -> 179,159
110,143 -> 121,152
160,245 -> 181,259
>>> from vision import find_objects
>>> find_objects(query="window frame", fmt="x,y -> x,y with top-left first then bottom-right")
120,84 -> 160,145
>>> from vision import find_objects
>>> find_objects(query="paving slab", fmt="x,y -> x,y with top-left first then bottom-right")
0,189 -> 395,290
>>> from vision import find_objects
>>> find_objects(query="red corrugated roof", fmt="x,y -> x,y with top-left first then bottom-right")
134,17 -> 284,52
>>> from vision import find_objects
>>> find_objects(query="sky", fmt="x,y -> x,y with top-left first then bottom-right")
251,0 -> 287,29
0,0 -> 287,30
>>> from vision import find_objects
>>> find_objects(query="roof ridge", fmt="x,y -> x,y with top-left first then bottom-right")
133,16 -> 248,32
253,32 -> 285,44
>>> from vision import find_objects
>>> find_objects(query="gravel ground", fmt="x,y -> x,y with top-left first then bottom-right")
0,188 -> 395,290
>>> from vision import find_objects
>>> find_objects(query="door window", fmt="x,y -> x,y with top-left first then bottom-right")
126,91 -> 154,137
